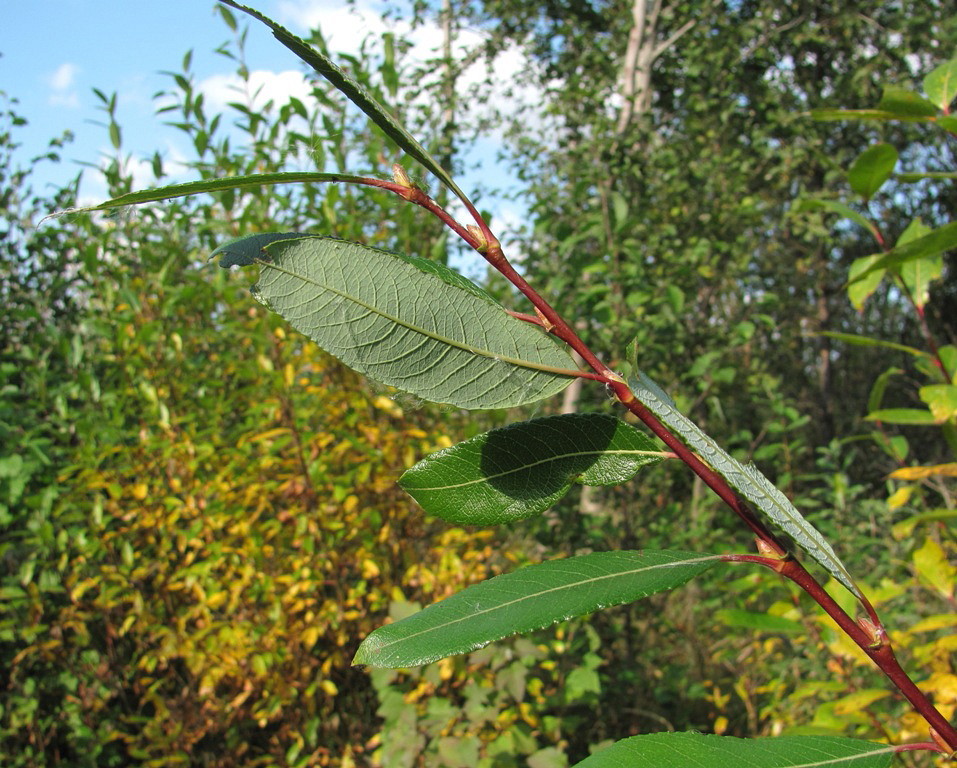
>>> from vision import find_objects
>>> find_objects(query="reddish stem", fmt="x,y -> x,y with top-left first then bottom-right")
409,185 -> 957,752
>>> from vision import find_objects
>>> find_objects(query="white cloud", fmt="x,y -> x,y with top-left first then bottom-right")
197,68 -> 317,114
47,62 -> 80,107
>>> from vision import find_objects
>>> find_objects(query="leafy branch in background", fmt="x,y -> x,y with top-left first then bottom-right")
69,2 -> 957,765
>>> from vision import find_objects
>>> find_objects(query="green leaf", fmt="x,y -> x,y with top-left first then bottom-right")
847,222 -> 957,286
54,172 -> 370,215
400,414 -> 664,525
818,332 -> 928,359
792,199 -> 878,242
810,108 -> 934,124
218,1 -> 470,208
847,143 -> 897,199
897,219 -> 940,310
353,550 -> 718,667
626,370 -> 861,598
714,609 -> 804,634
846,255 -> 885,310
865,408 -> 937,426
218,235 -> 576,409
867,368 -> 904,414
877,85 -> 939,118
920,384 -> 957,423
896,171 -> 957,183
938,116 -> 957,133
924,57 -> 957,112
572,733 -> 895,768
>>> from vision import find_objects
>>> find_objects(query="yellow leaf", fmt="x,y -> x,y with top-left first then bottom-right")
887,485 -> 914,510
361,559 -> 380,580
132,483 -> 148,500
913,538 -> 956,598
320,679 -> 339,696
832,689 -> 891,715
301,626 -> 321,649
890,463 -> 957,480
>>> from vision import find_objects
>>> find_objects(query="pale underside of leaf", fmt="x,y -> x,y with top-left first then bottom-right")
627,371 -> 862,598
353,550 -> 719,668
235,236 -> 575,409
400,413 -> 665,525
572,732 -> 895,768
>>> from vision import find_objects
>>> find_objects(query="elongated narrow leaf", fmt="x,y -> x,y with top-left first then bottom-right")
219,1 -> 469,206
811,108 -> 935,123
572,733 -> 895,768
896,171 -> 957,183
848,222 -> 957,285
848,143 -> 897,199
818,332 -> 929,359
866,408 -> 937,426
627,371 -> 861,598
51,172 -> 368,216
400,414 -> 665,525
354,551 -> 718,667
218,234 -> 576,409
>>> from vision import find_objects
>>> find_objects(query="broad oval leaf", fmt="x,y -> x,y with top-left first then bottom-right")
877,85 -> 939,118
353,550 -> 718,668
218,234 -> 576,409
924,57 -> 957,112
399,414 -> 665,525
627,371 -> 862,598
848,143 -> 897,199
572,733 -> 895,768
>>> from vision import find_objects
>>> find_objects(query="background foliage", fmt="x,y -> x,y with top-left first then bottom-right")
1,1 -> 955,766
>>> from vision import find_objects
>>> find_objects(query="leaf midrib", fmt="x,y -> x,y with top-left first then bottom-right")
409,448 -> 666,491
257,256 -> 580,378
366,554 -> 720,654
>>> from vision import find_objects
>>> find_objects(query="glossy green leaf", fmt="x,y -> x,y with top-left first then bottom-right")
847,222 -> 957,286
400,414 -> 665,525
53,172 -> 369,216
219,0 -> 470,207
866,408 -> 937,426
217,234 -> 576,409
924,57 -> 957,112
627,370 -> 861,598
847,143 -> 897,199
877,85 -> 939,118
353,551 -> 718,667
572,733 -> 895,768
792,199 -> 878,242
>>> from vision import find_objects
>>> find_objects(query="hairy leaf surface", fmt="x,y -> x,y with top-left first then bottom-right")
400,414 -> 665,524
217,235 -> 576,409
353,551 -> 718,667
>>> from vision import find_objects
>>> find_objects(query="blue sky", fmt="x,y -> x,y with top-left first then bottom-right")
3,1 -> 533,271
